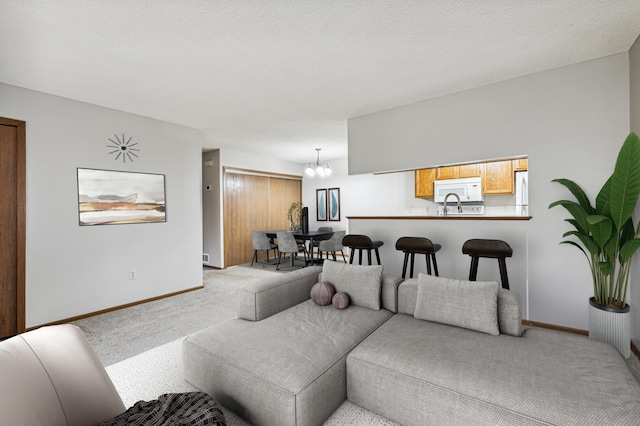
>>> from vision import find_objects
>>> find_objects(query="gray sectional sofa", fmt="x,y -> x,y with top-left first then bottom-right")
182,261 -> 640,426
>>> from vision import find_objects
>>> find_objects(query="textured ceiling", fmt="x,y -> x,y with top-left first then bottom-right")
2,1 -> 640,164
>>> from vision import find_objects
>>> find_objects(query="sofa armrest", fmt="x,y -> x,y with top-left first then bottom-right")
0,324 -> 125,426
238,266 -> 322,321
381,274 -> 403,313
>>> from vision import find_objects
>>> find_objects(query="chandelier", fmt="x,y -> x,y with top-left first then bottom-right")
304,148 -> 332,177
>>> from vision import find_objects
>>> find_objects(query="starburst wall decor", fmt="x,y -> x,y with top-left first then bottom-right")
106,133 -> 140,163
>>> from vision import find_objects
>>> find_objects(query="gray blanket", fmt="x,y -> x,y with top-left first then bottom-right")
100,392 -> 226,426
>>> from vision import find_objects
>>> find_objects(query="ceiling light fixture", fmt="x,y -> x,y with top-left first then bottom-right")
304,148 -> 332,177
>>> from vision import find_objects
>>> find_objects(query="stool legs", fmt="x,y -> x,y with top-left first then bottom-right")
430,253 -> 439,276
498,258 -> 510,289
402,253 -> 410,278
469,256 -> 479,281
469,256 -> 509,289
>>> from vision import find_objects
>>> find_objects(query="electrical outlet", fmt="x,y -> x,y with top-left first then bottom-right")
129,270 -> 136,280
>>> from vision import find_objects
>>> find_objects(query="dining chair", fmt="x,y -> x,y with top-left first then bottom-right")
250,231 -> 278,268
276,231 -> 308,271
310,226 -> 333,255
318,230 -> 346,263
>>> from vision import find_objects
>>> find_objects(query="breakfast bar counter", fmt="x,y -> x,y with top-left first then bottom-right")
346,215 -> 532,221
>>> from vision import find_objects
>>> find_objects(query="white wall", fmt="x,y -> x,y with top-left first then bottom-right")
630,35 -> 640,346
0,83 -> 204,327
346,54 -> 631,331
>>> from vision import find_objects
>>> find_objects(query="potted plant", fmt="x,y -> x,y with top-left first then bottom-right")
288,202 -> 303,232
549,131 -> 640,357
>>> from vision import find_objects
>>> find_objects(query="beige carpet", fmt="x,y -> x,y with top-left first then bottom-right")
73,266 -> 282,366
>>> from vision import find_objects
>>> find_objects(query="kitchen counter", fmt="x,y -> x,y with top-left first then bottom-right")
346,215 -> 532,221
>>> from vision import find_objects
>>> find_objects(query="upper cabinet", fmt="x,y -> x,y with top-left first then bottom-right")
415,168 -> 436,198
513,158 -> 528,171
434,164 -> 481,180
481,160 -> 514,195
415,158 -> 526,198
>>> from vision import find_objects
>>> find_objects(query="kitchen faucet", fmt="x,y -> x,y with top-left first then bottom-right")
443,193 -> 463,216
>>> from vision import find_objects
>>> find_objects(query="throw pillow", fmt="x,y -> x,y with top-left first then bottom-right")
414,274 -> 500,336
321,260 -> 383,310
332,292 -> 350,309
310,281 -> 335,306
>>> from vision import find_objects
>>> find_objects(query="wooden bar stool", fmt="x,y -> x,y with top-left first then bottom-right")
342,234 -> 384,265
462,239 -> 513,289
395,237 -> 441,278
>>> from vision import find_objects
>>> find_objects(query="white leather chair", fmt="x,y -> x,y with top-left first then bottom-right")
0,324 -> 126,426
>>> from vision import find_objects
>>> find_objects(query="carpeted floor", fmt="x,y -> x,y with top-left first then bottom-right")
72,266 -> 282,366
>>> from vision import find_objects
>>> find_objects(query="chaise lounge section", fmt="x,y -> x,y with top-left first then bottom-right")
182,263 -> 402,426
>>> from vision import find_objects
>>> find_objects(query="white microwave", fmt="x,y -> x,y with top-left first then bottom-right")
433,177 -> 484,203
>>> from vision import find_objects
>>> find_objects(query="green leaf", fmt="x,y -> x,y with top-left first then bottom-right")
598,261 -> 613,276
549,200 -> 590,234
586,215 -> 612,249
595,176 -> 612,216
620,238 -> 640,263
563,230 -> 597,255
551,178 -> 594,214
609,132 -> 640,229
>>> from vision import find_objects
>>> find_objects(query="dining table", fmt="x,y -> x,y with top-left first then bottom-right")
265,230 -> 334,266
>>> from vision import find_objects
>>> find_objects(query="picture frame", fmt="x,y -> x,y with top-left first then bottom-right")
328,187 -> 340,221
77,168 -> 166,226
316,189 -> 327,221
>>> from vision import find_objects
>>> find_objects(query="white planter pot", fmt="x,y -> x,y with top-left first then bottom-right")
588,297 -> 631,358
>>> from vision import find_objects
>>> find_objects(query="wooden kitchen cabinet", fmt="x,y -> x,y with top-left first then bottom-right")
434,164 -> 481,180
482,160 -> 514,195
415,168 -> 436,198
458,163 -> 481,177
513,158 -> 528,171
436,166 -> 457,180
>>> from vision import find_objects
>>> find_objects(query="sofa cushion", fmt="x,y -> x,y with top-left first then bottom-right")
497,288 -> 523,337
414,274 -> 499,336
321,260 -> 383,310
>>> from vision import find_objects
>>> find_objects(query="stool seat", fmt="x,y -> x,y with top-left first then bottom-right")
395,237 -> 441,278
342,234 -> 383,265
462,239 -> 513,289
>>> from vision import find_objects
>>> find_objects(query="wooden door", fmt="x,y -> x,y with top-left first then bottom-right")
223,173 -> 269,267
269,178 -> 301,230
0,118 -> 26,339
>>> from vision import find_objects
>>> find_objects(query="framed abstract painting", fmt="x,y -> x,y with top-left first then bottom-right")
77,168 -> 166,226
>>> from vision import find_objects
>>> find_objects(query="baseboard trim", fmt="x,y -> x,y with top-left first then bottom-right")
523,320 -> 640,358
522,320 -> 588,336
27,285 -> 204,331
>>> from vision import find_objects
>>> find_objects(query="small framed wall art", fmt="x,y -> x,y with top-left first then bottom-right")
328,187 -> 340,221
316,189 -> 327,221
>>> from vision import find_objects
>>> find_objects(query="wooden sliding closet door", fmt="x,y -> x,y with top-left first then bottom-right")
269,178 -> 301,230
223,170 -> 302,267
224,173 -> 269,267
